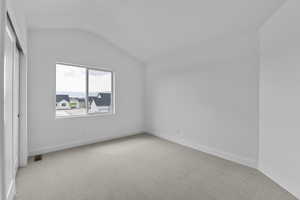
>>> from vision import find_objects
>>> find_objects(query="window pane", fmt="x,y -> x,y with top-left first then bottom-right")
56,64 -> 86,117
88,70 -> 112,113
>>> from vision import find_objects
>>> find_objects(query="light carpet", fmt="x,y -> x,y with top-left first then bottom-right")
16,134 -> 297,200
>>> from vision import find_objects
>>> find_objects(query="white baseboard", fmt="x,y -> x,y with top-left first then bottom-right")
29,132 -> 144,156
259,166 -> 300,199
148,132 -> 258,169
30,131 -> 257,168
6,180 -> 16,200
193,143 -> 257,168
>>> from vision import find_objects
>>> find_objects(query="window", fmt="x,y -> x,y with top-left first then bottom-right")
88,69 -> 113,113
56,63 -> 114,117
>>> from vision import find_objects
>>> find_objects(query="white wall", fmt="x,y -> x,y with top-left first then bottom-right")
145,32 -> 260,168
28,29 -> 145,155
259,0 -> 300,198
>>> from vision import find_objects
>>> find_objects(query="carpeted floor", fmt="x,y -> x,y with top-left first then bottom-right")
16,134 -> 297,200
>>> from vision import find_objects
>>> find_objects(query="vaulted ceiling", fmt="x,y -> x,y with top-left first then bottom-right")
20,0 -> 286,62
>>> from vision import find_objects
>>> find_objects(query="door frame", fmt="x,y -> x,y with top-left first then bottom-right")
1,8 -> 27,200
0,12 -> 28,200
4,17 -> 17,200
0,1 -> 7,200
6,13 -> 28,168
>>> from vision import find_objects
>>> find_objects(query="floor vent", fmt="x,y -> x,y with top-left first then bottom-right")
34,155 -> 43,162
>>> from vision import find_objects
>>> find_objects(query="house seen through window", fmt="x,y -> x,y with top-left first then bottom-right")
56,63 -> 113,117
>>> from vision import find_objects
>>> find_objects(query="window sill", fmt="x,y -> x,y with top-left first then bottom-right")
55,112 -> 115,120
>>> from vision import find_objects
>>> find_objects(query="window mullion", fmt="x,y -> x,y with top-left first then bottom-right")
86,68 -> 89,114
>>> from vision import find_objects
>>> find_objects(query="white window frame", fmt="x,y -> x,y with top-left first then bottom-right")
55,62 -> 115,119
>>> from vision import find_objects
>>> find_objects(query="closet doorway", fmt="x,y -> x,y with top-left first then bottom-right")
3,16 -> 21,199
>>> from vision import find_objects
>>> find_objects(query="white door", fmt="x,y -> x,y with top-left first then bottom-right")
4,22 -> 19,199
13,40 -> 20,174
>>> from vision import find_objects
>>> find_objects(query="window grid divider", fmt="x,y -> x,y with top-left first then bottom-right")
85,68 -> 89,114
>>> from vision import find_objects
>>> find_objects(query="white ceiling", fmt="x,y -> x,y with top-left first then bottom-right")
21,0 -> 286,62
